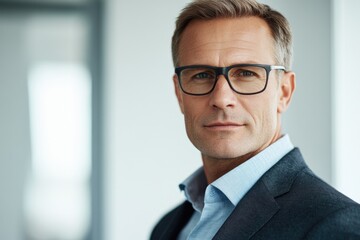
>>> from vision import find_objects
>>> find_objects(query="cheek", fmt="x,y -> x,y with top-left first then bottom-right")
262,104 -> 278,130
263,98 -> 280,130
183,109 -> 194,130
182,98 -> 205,132
247,95 -> 279,130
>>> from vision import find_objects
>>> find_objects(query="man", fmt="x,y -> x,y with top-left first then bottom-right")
151,0 -> 360,239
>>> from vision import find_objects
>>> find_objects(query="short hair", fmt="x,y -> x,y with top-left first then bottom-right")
172,0 -> 293,70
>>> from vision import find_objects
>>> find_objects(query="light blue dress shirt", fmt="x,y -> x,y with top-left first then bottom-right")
178,135 -> 294,240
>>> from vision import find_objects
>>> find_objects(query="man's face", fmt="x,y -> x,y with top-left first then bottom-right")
174,17 -> 294,161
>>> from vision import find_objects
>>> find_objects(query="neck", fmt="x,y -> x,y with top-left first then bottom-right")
201,152 -> 254,184
201,132 -> 282,184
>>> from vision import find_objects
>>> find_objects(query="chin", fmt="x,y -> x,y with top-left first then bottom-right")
202,147 -> 250,160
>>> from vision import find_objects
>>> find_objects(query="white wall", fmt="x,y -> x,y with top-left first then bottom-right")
333,0 -> 360,202
261,0 -> 332,184
103,1 -> 195,239
103,0 -> 355,239
0,13 -> 90,240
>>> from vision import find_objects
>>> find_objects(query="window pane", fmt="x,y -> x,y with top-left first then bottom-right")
0,0 -> 89,4
27,63 -> 91,240
0,11 -> 91,240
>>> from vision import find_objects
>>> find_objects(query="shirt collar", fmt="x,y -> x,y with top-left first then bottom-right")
180,134 -> 294,210
211,134 -> 294,206
179,167 -> 207,212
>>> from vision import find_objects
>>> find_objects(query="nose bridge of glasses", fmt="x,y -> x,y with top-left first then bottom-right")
214,66 -> 230,81
214,66 -> 226,75
213,66 -> 233,91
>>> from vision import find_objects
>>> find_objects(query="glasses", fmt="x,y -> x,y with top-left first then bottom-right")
175,64 -> 286,96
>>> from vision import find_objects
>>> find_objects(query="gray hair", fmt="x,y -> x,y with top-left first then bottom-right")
172,0 -> 293,70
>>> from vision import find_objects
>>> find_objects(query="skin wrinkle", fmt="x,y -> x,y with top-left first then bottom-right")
180,40 -> 271,67
174,17 -> 295,183
179,18 -> 275,67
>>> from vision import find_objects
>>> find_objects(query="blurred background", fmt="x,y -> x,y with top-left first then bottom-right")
0,0 -> 359,239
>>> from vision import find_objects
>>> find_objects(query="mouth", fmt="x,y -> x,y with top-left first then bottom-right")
204,122 -> 244,129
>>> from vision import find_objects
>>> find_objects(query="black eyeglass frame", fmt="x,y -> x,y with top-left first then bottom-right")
175,63 -> 286,96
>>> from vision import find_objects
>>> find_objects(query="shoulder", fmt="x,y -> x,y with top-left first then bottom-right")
264,148 -> 357,210
258,148 -> 360,238
282,164 -> 360,238
294,170 -> 360,237
292,167 -> 357,209
304,204 -> 360,239
277,159 -> 359,216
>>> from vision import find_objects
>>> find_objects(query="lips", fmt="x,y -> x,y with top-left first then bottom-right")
204,122 -> 244,128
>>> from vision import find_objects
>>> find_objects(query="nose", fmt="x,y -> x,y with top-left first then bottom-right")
209,75 -> 237,109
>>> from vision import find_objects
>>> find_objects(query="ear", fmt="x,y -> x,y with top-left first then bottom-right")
173,74 -> 185,114
277,71 -> 296,113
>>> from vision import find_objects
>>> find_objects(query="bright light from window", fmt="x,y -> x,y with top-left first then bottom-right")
28,63 -> 91,181
26,62 -> 91,240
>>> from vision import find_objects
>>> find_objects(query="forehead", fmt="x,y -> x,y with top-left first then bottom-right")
178,17 -> 275,66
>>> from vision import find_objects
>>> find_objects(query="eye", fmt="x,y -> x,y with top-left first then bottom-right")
181,68 -> 215,85
233,70 -> 256,78
230,66 -> 264,82
191,71 -> 215,81
240,70 -> 255,77
193,72 -> 213,80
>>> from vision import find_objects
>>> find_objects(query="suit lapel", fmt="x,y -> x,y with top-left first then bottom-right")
159,201 -> 194,240
213,179 -> 279,239
213,148 -> 307,240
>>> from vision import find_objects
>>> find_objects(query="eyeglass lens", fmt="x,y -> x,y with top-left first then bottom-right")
179,65 -> 267,94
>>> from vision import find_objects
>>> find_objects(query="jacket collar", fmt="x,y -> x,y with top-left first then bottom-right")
158,148 -> 307,240
213,148 -> 308,239
158,201 -> 194,240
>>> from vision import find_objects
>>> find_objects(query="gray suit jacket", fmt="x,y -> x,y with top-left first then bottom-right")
150,148 -> 360,239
